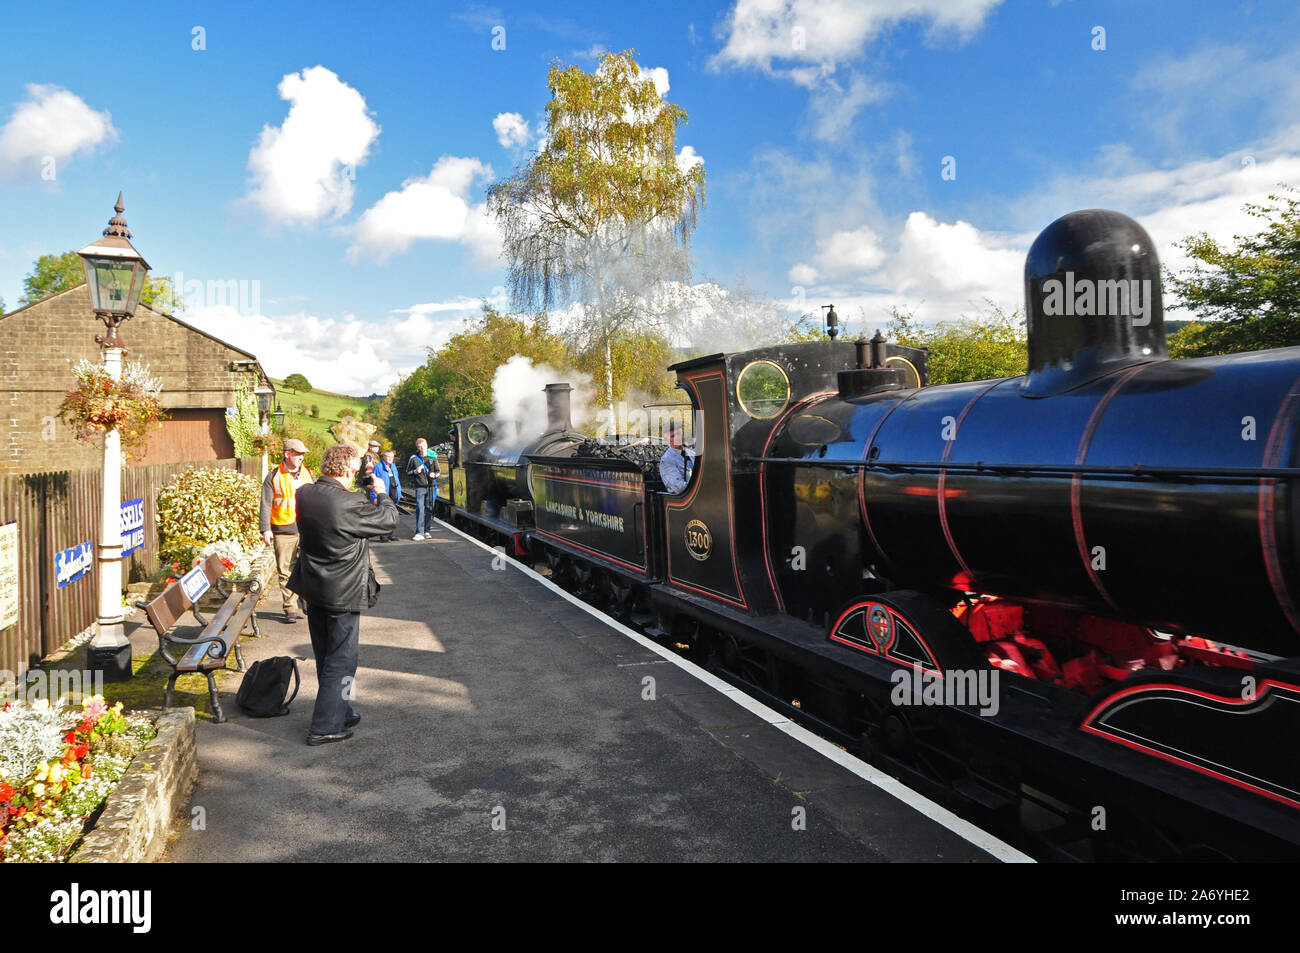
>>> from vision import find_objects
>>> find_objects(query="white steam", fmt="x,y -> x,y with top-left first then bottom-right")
491,355 -> 596,441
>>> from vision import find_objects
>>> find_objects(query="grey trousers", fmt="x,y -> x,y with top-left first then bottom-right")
272,532 -> 300,612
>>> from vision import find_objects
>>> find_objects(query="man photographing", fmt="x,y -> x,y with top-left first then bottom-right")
288,444 -> 398,746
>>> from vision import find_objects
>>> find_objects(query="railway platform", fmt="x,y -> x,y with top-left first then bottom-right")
164,511 -> 1024,863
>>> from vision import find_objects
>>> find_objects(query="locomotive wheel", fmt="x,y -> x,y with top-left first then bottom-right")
883,711 -> 914,759
710,632 -> 773,692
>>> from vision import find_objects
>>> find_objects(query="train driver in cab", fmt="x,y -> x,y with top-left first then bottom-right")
659,419 -> 695,494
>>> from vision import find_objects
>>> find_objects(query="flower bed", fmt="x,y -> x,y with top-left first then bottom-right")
0,697 -> 156,863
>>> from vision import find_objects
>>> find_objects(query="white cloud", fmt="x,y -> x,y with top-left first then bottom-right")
571,43 -> 609,61
1017,130 -> 1300,305
886,212 -> 1024,304
710,0 -> 1002,74
493,112 -> 532,149
788,263 -> 818,284
809,74 -> 886,141
778,128 -> 1300,328
395,289 -> 509,318
349,156 -> 501,265
711,0 -> 1000,139
0,85 -> 117,179
818,224 -> 887,277
178,295 -> 497,395
646,67 -> 670,99
675,145 -> 704,175
242,66 -> 380,226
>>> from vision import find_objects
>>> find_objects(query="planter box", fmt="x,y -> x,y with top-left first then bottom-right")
70,708 -> 197,863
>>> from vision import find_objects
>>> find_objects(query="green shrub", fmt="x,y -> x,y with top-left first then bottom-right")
156,467 -> 261,565
337,406 -> 359,420
281,420 -> 326,475
310,404 -> 320,418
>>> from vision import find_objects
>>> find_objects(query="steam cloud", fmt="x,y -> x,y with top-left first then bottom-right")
491,355 -> 597,441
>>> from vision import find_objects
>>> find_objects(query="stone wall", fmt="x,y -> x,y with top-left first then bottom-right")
71,708 -> 197,863
0,284 -> 263,474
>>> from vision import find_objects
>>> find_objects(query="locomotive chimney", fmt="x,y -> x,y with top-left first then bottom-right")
544,382 -> 573,432
1023,209 -> 1167,397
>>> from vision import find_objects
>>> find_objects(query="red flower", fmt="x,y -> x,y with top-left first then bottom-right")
63,730 -> 76,745
0,782 -> 14,801
73,743 -> 89,760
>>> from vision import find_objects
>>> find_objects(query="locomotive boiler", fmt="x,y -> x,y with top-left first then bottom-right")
443,209 -> 1300,860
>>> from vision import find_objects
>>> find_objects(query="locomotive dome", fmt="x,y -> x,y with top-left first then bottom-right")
1023,209 -> 1168,397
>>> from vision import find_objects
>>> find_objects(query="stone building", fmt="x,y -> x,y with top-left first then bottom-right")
0,284 -> 268,475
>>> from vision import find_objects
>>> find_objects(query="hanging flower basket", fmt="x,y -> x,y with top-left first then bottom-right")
57,359 -> 167,455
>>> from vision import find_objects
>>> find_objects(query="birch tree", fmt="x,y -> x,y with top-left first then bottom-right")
488,50 -> 705,423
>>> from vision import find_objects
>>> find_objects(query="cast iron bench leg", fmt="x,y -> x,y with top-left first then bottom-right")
207,671 -> 225,723
163,672 -> 180,711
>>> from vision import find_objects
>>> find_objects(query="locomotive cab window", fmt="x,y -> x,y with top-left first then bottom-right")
467,422 -> 489,445
737,360 -> 791,419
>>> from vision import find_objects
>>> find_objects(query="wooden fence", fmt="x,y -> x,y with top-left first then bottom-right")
0,457 -> 261,675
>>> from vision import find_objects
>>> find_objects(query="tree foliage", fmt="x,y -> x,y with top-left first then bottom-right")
223,379 -> 261,459
380,305 -> 567,452
571,329 -> 676,404
18,250 -> 182,312
282,373 -> 311,393
887,303 -> 1028,384
1166,186 -> 1300,358
488,49 -> 705,412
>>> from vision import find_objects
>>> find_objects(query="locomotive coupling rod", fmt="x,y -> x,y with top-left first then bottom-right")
745,456 -> 1300,479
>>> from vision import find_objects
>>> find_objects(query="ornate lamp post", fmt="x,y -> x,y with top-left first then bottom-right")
78,194 -> 150,680
254,374 -> 274,475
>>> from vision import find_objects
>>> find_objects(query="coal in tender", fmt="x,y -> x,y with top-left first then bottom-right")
574,437 -> 668,475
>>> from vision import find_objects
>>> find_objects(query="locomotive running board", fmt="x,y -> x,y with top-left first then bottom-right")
1082,678 -> 1300,811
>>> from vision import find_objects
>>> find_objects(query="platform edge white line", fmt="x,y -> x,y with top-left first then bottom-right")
433,517 -> 1035,864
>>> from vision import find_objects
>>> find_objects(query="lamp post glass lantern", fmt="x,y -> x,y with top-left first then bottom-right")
78,193 -> 151,349
78,194 -> 150,681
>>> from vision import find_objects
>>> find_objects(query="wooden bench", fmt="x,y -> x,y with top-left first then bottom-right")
135,554 -> 264,723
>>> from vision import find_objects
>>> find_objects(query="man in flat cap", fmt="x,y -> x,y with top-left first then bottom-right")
260,438 -> 315,622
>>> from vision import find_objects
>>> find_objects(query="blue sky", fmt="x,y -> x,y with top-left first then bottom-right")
2,0 -> 1298,394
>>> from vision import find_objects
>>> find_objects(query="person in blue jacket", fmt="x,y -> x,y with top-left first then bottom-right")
374,449 -> 402,540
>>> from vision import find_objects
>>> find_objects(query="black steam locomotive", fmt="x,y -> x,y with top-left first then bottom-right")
442,210 -> 1300,860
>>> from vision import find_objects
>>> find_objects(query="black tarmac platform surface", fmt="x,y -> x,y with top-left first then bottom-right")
165,513 -> 1011,862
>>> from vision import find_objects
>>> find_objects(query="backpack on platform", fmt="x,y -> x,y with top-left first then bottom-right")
236,656 -> 301,717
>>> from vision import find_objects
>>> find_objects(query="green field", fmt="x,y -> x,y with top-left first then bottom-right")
269,377 -> 382,445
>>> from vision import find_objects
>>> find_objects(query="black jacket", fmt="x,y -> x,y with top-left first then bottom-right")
287,479 -> 398,613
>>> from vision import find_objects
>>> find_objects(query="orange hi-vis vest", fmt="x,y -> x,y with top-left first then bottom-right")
270,464 -> 313,527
